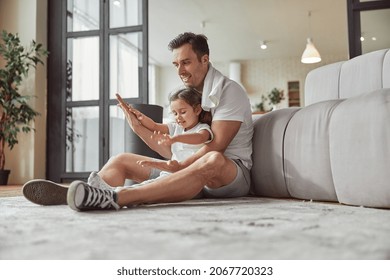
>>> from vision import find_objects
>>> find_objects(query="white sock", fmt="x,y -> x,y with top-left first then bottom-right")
88,171 -> 112,190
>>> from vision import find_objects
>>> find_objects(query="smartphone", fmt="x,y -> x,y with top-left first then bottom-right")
115,93 -> 127,107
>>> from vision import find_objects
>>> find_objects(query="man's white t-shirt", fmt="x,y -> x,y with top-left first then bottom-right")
203,65 -> 253,169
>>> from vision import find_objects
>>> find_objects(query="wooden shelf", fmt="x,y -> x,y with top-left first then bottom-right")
288,81 -> 300,107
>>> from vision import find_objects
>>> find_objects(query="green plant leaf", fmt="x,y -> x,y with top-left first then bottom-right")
0,29 -> 48,169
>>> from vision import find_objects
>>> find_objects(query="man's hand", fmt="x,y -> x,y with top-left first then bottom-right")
117,101 -> 141,131
116,93 -> 140,131
137,159 -> 181,173
128,107 -> 144,122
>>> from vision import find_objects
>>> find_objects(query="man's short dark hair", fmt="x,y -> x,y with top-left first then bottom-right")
168,32 -> 209,61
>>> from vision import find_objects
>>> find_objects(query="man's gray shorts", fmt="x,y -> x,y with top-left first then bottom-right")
148,158 -> 251,198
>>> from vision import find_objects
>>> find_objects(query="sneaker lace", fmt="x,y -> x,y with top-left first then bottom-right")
85,186 -> 120,210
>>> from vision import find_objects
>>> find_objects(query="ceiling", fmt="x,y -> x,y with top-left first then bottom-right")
149,0 -> 390,66
149,0 -> 350,66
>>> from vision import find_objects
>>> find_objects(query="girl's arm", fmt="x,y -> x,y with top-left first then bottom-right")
171,129 -> 211,144
155,129 -> 212,146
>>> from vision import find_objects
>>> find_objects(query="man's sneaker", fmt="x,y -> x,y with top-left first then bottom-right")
23,179 -> 68,205
67,180 -> 120,211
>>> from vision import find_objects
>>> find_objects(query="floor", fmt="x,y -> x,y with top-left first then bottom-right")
0,185 -> 22,197
1,189 -> 390,260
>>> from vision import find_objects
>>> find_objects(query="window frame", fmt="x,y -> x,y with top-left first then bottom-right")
347,0 -> 390,58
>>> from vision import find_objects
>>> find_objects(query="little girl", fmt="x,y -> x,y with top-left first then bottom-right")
126,87 -> 213,163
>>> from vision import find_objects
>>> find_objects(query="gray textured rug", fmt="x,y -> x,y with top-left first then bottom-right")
1,196 -> 390,260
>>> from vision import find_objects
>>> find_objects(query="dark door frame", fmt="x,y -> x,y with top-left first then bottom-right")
47,0 -> 149,182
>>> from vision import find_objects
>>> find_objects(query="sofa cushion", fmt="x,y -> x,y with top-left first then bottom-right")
251,108 -> 300,197
383,49 -> 390,88
284,100 -> 342,201
339,49 -> 388,99
305,62 -> 343,106
330,89 -> 390,208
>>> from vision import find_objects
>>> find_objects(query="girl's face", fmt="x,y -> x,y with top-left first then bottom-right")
170,98 -> 201,130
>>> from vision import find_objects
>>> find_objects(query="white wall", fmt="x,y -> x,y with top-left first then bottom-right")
242,53 -> 348,110
0,0 -> 47,184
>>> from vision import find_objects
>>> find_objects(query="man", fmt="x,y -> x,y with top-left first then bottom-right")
23,32 -> 253,211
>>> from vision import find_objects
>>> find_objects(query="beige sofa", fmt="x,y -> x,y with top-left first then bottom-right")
251,49 -> 390,209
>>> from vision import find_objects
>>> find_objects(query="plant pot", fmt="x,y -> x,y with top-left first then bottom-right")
272,103 -> 282,111
0,169 -> 10,185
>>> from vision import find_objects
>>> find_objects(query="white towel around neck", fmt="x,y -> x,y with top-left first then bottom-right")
201,64 -> 226,111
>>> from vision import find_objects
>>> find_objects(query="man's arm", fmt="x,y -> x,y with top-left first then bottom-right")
182,120 -> 240,164
138,120 -> 241,172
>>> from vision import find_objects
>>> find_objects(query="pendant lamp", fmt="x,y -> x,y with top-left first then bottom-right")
301,11 -> 321,64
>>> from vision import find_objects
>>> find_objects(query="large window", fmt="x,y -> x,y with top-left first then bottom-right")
347,0 -> 390,58
47,0 -> 148,182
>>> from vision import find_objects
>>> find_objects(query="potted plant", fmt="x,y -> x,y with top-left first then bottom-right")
0,30 -> 48,185
253,95 -> 269,114
268,87 -> 285,110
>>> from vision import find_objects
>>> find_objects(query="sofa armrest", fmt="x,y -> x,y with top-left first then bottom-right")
251,108 -> 300,197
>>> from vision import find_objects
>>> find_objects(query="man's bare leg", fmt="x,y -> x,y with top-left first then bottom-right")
66,151 -> 238,211
116,151 -> 238,206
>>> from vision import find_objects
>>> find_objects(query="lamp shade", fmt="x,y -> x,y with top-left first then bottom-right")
301,38 -> 321,64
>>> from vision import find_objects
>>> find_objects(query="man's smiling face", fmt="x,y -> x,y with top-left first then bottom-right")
172,43 -> 209,91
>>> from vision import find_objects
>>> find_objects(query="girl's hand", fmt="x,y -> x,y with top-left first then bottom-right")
151,131 -> 174,146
